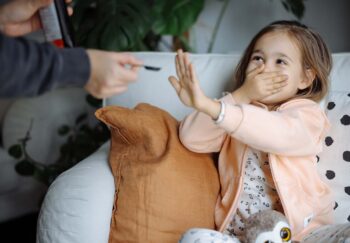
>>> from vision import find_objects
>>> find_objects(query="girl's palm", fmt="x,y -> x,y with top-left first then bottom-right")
168,50 -> 206,109
176,74 -> 202,108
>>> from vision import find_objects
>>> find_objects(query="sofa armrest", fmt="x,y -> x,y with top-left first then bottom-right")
36,142 -> 114,243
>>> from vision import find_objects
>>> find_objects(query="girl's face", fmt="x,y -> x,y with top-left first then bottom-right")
246,31 -> 312,105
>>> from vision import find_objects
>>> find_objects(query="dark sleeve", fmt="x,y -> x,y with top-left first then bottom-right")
0,33 -> 91,97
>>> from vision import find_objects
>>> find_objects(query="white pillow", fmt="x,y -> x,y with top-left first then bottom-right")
317,91 -> 350,224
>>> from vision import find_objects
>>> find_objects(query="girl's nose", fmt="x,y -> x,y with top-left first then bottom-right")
263,61 -> 274,72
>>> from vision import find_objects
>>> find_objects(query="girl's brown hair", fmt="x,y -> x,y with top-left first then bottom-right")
233,20 -> 332,103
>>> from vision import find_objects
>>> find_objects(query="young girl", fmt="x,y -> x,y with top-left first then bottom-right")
168,20 -> 342,242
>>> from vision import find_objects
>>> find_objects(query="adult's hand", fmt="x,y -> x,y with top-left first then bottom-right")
84,50 -> 143,99
0,0 -> 73,37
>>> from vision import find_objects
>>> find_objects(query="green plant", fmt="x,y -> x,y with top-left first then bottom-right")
72,0 -> 205,51
8,95 -> 109,186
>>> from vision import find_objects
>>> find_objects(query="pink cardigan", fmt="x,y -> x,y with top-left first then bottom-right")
179,94 -> 334,241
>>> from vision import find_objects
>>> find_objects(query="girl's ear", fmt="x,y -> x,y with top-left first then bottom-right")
298,68 -> 316,90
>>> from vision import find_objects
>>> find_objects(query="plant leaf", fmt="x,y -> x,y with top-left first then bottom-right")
152,0 -> 205,35
15,160 -> 35,176
76,113 -> 88,125
8,144 -> 23,159
75,0 -> 152,51
58,125 -> 70,136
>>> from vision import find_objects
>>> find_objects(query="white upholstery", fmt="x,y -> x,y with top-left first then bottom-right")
37,52 -> 350,243
317,91 -> 350,224
36,143 -> 114,243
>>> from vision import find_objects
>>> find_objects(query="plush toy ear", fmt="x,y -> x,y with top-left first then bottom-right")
95,103 -> 178,163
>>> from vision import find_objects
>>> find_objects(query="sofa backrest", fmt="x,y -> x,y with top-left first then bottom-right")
105,52 -> 350,119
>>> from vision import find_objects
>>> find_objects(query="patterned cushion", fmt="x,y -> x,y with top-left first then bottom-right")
317,91 -> 350,224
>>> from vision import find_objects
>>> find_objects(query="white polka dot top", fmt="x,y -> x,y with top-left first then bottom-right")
223,148 -> 284,237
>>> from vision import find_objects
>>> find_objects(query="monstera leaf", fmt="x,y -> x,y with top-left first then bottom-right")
152,0 -> 205,35
73,0 -> 151,51
72,0 -> 204,51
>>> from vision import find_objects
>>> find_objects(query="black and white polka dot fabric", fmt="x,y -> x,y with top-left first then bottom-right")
317,91 -> 350,224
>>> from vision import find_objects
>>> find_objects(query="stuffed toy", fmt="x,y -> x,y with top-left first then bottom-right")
180,210 -> 292,243
244,210 -> 292,243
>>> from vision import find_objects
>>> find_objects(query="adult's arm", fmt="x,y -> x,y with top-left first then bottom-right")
0,33 -> 90,97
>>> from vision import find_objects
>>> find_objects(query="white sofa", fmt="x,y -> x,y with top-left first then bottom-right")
36,52 -> 350,243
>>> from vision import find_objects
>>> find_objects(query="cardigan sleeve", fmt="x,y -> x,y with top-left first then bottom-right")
218,99 -> 330,156
181,94 -> 329,157
0,33 -> 90,97
179,93 -> 240,153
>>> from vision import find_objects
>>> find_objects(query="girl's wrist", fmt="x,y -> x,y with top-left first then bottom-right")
232,88 -> 251,104
197,97 -> 221,120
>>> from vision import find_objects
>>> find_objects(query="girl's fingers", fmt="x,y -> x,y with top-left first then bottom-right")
266,81 -> 288,91
168,76 -> 181,93
189,63 -> 198,84
247,64 -> 264,77
177,49 -> 187,78
260,72 -> 284,80
266,77 -> 288,87
184,53 -> 192,80
175,55 -> 182,80
269,88 -> 282,95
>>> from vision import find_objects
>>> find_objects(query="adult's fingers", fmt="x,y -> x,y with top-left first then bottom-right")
103,85 -> 128,98
86,84 -> 128,99
113,52 -> 143,66
115,67 -> 138,83
31,0 -> 53,12
67,6 -> 73,16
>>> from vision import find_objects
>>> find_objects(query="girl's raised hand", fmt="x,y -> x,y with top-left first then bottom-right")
236,64 -> 288,103
168,49 -> 207,110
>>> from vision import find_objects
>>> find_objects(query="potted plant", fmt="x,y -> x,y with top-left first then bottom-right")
72,0 -> 205,51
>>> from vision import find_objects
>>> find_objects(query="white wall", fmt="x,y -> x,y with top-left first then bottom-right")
190,0 -> 350,54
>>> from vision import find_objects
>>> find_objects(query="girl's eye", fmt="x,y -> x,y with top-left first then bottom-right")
252,56 -> 264,62
276,59 -> 287,65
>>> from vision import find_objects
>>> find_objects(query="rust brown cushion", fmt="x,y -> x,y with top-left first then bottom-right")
95,103 -> 220,243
